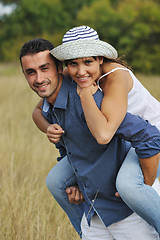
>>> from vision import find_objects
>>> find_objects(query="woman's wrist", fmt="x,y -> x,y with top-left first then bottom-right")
78,84 -> 98,97
79,87 -> 91,98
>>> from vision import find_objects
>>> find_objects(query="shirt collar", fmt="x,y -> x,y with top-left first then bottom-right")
54,76 -> 73,109
42,98 -> 50,112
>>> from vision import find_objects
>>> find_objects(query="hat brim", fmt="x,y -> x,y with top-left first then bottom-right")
50,39 -> 118,61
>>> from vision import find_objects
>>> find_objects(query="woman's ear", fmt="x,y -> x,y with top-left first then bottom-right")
99,56 -> 104,65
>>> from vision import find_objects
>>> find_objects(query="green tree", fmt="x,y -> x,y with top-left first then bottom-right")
77,0 -> 160,73
0,0 -> 71,60
0,0 -> 96,61
60,0 -> 95,19
0,0 -> 160,73
0,0 -> 18,4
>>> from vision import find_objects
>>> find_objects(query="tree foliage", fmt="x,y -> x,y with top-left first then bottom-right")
77,0 -> 160,73
0,0 -> 160,73
0,0 -> 18,4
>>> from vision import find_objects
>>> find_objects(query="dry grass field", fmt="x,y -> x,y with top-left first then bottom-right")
0,63 -> 79,240
0,62 -> 160,240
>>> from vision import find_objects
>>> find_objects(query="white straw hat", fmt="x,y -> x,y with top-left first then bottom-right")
51,26 -> 118,61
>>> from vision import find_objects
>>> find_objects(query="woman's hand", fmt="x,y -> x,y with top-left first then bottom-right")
77,82 -> 98,96
46,124 -> 64,144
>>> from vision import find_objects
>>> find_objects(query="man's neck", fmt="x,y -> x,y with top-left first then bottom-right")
46,75 -> 63,105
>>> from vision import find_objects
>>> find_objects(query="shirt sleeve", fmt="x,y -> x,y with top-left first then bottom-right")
55,142 -> 67,161
116,112 -> 160,158
41,99 -> 67,161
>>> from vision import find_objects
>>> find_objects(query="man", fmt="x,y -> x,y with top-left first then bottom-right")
19,38 -> 160,239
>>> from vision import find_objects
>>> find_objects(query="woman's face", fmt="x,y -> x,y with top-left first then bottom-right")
66,57 -> 103,88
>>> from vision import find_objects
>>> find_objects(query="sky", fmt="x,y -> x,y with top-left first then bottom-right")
0,2 -> 15,16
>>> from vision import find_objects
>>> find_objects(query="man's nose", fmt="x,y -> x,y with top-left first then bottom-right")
35,71 -> 44,84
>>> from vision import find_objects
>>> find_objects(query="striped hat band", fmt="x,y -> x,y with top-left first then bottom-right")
62,26 -> 99,43
51,26 -> 118,61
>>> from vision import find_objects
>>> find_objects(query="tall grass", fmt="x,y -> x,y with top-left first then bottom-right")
0,63 -> 79,240
0,63 -> 160,239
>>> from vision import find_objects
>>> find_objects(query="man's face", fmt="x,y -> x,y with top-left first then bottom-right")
21,50 -> 62,102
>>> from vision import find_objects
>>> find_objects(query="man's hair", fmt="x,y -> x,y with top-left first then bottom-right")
19,38 -> 54,58
19,38 -> 59,68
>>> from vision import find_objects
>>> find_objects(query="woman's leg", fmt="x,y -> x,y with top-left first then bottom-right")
46,156 -> 84,236
116,148 -> 160,236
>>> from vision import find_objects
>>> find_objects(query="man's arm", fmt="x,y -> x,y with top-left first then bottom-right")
139,154 -> 160,186
32,99 -> 51,133
116,112 -> 160,186
32,98 -> 85,202
32,100 -> 65,143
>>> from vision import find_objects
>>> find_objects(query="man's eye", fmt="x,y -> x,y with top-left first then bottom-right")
42,67 -> 48,71
27,71 -> 35,76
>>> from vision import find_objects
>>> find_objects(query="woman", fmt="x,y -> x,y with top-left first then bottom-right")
33,26 -> 160,236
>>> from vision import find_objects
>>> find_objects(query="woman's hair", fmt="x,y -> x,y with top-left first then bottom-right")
104,55 -> 132,70
64,56 -> 99,66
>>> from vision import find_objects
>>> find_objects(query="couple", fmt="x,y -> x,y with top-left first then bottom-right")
20,26 -> 160,239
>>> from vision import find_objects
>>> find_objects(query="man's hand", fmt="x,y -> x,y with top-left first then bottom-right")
140,153 -> 160,186
66,186 -> 85,204
46,123 -> 64,144
115,192 -> 121,197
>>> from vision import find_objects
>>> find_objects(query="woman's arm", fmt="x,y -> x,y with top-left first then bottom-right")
78,64 -> 160,187
79,66 -> 130,144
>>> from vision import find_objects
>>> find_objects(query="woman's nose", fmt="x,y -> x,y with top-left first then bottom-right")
77,66 -> 86,76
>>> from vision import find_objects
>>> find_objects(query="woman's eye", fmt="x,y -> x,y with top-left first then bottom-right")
70,62 -> 77,66
85,60 -> 92,64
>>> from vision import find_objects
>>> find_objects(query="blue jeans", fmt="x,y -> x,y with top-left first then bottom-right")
46,156 -> 84,237
116,147 -> 160,236
46,149 -> 160,236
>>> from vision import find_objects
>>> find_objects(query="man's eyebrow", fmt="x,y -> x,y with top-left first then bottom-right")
39,63 -> 50,68
24,63 -> 51,73
25,68 -> 35,73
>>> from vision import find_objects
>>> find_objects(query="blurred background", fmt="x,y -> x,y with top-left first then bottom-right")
0,0 -> 160,73
0,1 -> 160,239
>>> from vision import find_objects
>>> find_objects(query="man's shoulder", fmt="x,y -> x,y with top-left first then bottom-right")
62,75 -> 76,91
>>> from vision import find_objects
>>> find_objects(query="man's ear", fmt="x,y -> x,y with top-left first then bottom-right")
57,61 -> 63,74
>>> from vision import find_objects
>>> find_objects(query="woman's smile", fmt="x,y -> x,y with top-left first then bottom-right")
66,57 -> 103,87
